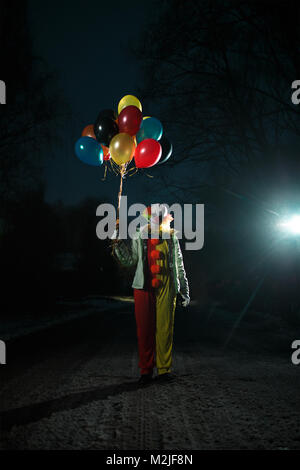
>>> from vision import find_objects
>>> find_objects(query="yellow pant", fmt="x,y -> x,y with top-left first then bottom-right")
155,240 -> 177,374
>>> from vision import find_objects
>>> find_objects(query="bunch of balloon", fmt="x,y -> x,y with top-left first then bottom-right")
74,94 -> 173,224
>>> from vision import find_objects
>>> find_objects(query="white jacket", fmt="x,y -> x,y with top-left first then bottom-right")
112,227 -> 190,300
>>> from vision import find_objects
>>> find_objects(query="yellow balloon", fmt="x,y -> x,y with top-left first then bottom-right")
109,133 -> 136,165
143,116 -> 151,120
118,95 -> 142,115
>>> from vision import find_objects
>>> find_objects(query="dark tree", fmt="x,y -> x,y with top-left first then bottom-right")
0,0 -> 66,204
134,0 -> 300,200
134,0 -> 300,318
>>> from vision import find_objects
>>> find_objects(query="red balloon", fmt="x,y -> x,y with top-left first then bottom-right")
82,124 -> 96,139
118,105 -> 142,136
134,139 -> 162,168
101,144 -> 111,160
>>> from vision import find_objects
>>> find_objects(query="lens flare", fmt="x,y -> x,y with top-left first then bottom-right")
277,214 -> 300,234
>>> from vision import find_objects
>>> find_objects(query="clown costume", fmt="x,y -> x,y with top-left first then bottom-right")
111,203 -> 190,384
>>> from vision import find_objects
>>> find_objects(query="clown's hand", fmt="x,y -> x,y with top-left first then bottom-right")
110,219 -> 120,241
110,229 -> 119,240
181,295 -> 190,307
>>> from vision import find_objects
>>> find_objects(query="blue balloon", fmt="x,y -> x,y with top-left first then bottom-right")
136,117 -> 163,143
75,136 -> 103,166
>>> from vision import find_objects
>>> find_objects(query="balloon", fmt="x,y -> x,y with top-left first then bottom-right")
96,109 -> 117,121
143,116 -> 151,120
118,95 -> 142,114
136,117 -> 163,143
118,105 -> 142,136
82,124 -> 96,139
109,133 -> 136,165
75,137 -> 103,166
94,116 -> 119,146
101,144 -> 111,160
134,139 -> 162,168
157,135 -> 172,164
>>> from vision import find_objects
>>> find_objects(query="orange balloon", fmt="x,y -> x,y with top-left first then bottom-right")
82,124 -> 96,139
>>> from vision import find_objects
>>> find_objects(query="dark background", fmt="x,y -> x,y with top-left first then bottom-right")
1,0 -> 300,331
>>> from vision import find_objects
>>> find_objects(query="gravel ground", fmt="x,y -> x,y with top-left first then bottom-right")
1,300 -> 300,450
0,296 -> 129,341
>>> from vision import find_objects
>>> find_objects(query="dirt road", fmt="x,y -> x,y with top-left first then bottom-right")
1,299 -> 299,450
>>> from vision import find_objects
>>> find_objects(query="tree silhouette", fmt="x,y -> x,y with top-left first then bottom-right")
133,0 -> 300,318
134,0 -> 300,199
0,0 -> 66,204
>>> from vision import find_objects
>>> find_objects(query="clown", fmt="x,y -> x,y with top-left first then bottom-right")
111,203 -> 190,384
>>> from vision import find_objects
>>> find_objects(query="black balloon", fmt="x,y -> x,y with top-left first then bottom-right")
158,135 -> 172,164
96,108 -> 117,121
94,116 -> 119,146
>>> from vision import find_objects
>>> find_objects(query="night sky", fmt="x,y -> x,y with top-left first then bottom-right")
28,0 -> 160,207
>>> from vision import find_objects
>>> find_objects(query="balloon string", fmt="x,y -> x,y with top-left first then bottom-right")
127,158 -> 135,169
110,158 -> 119,176
101,163 -> 108,181
128,168 -> 138,177
127,165 -> 137,172
117,164 -> 127,222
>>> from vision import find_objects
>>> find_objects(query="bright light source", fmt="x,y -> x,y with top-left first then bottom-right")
277,214 -> 300,235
